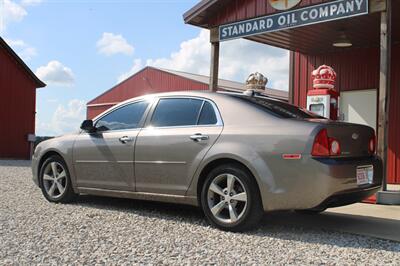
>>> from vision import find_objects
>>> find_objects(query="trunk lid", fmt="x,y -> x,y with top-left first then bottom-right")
307,119 -> 375,157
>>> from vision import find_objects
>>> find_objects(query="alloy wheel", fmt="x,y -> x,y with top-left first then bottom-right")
207,173 -> 248,224
42,162 -> 67,199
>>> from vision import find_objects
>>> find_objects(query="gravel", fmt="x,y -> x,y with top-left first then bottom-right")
0,160 -> 399,265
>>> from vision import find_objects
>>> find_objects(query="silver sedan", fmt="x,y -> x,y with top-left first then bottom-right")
32,91 -> 382,231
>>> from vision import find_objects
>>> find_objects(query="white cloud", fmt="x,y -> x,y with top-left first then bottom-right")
4,38 -> 37,60
119,29 -> 289,90
21,0 -> 42,6
35,60 -> 75,86
0,0 -> 27,33
146,30 -> 211,77
97,32 -> 134,56
117,58 -> 143,83
36,99 -> 86,136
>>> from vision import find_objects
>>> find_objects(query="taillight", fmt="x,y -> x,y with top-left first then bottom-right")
311,129 -> 341,157
311,129 -> 330,156
368,135 -> 376,154
329,138 -> 341,156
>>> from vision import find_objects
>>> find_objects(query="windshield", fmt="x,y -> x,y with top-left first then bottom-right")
232,95 -> 324,119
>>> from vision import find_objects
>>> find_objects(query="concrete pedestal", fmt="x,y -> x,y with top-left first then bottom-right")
376,190 -> 400,205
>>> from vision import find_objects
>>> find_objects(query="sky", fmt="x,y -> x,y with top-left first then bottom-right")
0,0 -> 289,136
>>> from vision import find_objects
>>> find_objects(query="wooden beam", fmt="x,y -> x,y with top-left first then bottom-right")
377,0 -> 391,191
210,27 -> 219,43
370,0 -> 386,13
288,51 -> 295,104
209,32 -> 220,92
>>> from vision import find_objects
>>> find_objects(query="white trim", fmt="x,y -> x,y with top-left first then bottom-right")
87,102 -> 119,107
135,161 -> 187,165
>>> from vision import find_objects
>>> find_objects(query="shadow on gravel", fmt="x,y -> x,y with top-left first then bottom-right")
72,195 -> 400,252
74,195 -> 205,223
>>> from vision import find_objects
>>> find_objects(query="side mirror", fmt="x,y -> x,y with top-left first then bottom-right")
80,119 -> 95,132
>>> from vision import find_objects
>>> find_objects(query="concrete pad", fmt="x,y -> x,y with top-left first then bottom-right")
263,203 -> 400,242
327,202 -> 400,219
324,204 -> 400,242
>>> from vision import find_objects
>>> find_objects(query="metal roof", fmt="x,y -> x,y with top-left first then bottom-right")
0,37 -> 46,88
183,0 -> 228,28
87,66 -> 287,104
158,67 -> 288,100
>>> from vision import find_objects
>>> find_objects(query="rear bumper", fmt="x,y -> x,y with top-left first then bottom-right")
262,155 -> 383,211
307,155 -> 382,209
312,185 -> 381,210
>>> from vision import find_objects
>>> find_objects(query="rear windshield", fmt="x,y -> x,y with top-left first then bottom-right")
232,95 -> 324,119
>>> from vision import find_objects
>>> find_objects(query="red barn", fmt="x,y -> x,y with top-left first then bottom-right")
87,66 -> 288,119
0,37 -> 46,159
184,0 -> 400,202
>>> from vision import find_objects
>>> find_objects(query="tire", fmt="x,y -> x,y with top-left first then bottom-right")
200,163 -> 264,232
39,155 -> 77,203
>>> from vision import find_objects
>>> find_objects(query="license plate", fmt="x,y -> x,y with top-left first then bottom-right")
356,165 -> 373,185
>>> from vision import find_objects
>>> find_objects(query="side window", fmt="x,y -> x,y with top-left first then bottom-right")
151,98 -> 203,127
95,101 -> 149,131
198,101 -> 218,125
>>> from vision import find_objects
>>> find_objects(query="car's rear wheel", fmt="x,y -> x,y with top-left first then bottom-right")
201,164 -> 263,232
39,155 -> 77,203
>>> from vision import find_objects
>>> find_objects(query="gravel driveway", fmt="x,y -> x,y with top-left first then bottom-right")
1,160 -> 399,265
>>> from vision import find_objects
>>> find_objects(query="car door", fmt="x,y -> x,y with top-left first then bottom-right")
73,100 -> 151,191
135,97 -> 223,195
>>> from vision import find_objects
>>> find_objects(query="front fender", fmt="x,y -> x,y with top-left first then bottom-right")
32,135 -> 77,192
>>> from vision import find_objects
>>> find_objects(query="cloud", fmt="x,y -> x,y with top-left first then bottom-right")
4,38 -> 37,60
97,32 -> 134,56
117,59 -> 143,83
21,0 -> 42,6
36,99 -> 86,136
119,29 -> 289,90
0,0 -> 27,33
35,60 -> 75,86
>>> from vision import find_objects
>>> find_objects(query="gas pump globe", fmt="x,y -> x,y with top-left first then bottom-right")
307,65 -> 339,120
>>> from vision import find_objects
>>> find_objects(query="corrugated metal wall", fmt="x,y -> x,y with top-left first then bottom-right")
209,0 -> 325,27
0,47 -> 36,159
87,105 -> 115,120
87,67 -> 209,119
292,47 -> 380,107
292,44 -> 400,184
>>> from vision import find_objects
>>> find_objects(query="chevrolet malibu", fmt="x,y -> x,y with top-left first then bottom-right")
32,91 -> 382,231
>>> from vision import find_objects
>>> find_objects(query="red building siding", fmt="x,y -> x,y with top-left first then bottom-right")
292,47 -> 380,107
87,67 -> 209,119
209,0 -> 326,27
0,46 -> 37,159
292,44 -> 400,183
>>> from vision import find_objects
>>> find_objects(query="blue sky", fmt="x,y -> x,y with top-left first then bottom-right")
1,0 -> 288,136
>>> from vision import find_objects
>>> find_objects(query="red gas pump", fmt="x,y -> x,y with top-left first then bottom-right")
306,65 -> 339,120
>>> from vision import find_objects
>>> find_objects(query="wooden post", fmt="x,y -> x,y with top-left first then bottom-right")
288,51 -> 295,104
377,0 -> 391,191
209,28 -> 220,92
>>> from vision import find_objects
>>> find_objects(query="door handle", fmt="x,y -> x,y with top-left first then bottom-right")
119,136 -> 134,144
190,133 -> 209,142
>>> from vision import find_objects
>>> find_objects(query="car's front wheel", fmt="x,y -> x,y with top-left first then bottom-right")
201,164 -> 263,232
39,155 -> 77,203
